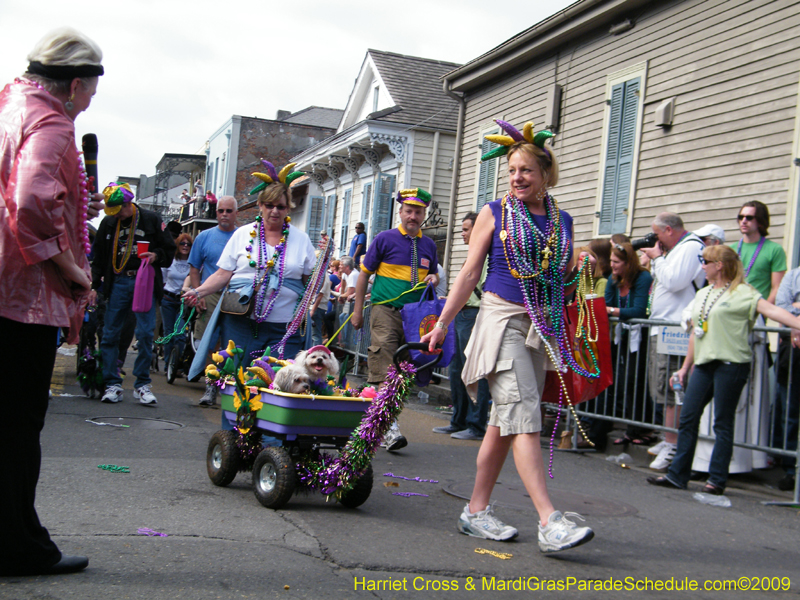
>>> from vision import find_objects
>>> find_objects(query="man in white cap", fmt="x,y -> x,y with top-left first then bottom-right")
693,224 -> 725,247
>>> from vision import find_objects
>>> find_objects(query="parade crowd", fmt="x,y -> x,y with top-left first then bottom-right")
1,27 -> 798,579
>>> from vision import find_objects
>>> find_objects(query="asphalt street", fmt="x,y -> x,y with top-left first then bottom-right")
1,346 -> 798,600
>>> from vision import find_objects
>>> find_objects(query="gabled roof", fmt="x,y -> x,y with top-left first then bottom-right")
359,49 -> 461,132
282,106 -> 344,129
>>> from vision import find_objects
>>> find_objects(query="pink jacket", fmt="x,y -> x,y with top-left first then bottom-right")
0,81 -> 90,341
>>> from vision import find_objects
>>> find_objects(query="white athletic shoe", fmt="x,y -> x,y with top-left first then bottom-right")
538,511 -> 594,553
647,440 -> 669,456
649,442 -> 677,471
134,384 -> 158,406
101,384 -> 124,403
457,504 -> 518,541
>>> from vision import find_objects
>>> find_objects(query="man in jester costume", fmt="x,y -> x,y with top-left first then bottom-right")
91,182 -> 176,405
422,119 -> 596,553
352,187 -> 440,452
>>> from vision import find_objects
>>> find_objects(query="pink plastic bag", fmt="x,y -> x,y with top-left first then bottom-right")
132,260 -> 155,313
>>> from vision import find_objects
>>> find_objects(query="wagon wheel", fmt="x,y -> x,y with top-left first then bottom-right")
338,464 -> 373,509
206,430 -> 241,487
252,447 -> 296,509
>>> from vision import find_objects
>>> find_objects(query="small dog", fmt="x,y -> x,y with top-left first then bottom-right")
294,345 -> 340,381
272,365 -> 312,394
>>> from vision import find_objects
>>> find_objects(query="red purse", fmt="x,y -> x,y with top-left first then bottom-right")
542,295 -> 613,406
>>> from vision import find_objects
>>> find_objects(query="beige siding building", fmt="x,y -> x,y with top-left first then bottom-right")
442,0 -> 800,278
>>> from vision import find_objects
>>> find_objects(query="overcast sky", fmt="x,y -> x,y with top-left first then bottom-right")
0,0 -> 575,185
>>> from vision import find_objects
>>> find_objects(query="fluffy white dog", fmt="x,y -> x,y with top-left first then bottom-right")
293,345 -> 340,381
272,365 -> 312,394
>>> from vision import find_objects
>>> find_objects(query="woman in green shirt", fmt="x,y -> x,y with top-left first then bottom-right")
648,245 -> 800,495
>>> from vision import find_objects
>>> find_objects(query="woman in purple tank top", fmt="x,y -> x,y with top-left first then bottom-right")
422,119 -> 596,553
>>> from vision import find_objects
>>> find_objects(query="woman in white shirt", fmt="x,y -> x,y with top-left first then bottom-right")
160,233 -> 192,364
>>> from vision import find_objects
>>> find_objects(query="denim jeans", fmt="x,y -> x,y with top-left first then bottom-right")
160,294 -> 188,363
667,360 -> 750,489
449,307 -> 490,435
310,310 -> 325,347
100,274 -> 157,389
773,383 -> 799,475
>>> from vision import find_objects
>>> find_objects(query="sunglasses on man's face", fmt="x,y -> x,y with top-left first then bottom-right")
737,214 -> 755,222
218,208 -> 235,214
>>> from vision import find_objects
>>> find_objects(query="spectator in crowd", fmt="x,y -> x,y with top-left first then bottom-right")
92,183 -> 176,405
184,163 -> 316,382
774,267 -> 800,491
586,242 -> 653,449
338,256 -> 359,304
160,233 -> 193,373
349,222 -> 367,268
588,238 -> 612,297
433,212 -> 490,441
734,201 -> 785,304
187,195 -> 238,406
694,223 -> 725,247
436,263 -> 448,297
0,26 -> 105,576
323,259 -> 341,343
648,245 -> 800,495
193,178 -> 205,217
205,191 -> 217,219
640,213 -> 705,471
352,188 -> 439,452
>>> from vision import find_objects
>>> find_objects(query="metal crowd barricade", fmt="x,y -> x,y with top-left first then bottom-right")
327,300 -> 450,382
552,317 -> 799,506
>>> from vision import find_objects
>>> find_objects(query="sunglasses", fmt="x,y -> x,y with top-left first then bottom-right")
264,205 -> 288,212
217,208 -> 235,214
698,256 -> 717,265
737,214 -> 755,222
179,242 -> 192,247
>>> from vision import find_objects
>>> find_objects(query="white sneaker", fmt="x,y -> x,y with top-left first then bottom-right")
101,384 -> 124,403
538,511 -> 594,553
458,504 -> 518,541
134,385 -> 158,406
649,442 -> 677,471
647,440 -> 669,456
382,429 -> 408,452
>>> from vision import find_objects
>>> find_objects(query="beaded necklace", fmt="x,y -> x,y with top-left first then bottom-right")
694,281 -> 732,338
111,205 -> 139,274
736,237 -> 766,279
15,78 -> 92,255
247,215 -> 290,323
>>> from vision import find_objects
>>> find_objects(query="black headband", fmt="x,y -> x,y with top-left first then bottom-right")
27,61 -> 104,80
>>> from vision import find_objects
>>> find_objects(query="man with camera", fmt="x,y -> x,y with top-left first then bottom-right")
639,213 -> 705,470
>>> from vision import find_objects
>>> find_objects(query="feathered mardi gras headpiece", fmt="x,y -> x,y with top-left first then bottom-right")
480,119 -> 555,162
395,188 -> 432,208
102,182 -> 135,216
248,159 -> 305,195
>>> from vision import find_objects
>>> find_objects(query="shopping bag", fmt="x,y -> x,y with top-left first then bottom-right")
132,260 -> 155,313
542,295 -> 613,406
400,282 -> 456,370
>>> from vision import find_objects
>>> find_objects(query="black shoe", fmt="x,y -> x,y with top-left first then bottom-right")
777,474 -> 796,492
689,470 -> 708,481
702,482 -> 725,496
647,476 -> 683,490
2,555 -> 90,576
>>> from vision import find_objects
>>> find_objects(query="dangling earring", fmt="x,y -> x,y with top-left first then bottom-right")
65,93 -> 75,111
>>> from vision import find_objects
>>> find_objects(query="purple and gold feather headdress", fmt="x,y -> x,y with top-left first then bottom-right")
249,160 -> 305,195
480,119 -> 555,162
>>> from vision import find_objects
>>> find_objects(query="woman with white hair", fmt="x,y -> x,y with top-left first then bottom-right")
0,28 -> 105,575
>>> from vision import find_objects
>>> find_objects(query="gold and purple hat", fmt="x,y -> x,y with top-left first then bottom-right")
481,119 -> 554,161
395,188 -> 431,208
249,160 -> 305,195
102,182 -> 135,216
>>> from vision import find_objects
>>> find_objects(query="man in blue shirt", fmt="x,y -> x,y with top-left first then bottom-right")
188,195 -> 238,405
349,222 -> 367,268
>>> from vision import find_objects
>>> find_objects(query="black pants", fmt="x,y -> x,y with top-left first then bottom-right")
0,317 -> 62,574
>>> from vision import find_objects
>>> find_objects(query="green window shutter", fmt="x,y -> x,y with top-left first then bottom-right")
372,173 -> 395,240
340,189 -> 352,251
476,129 -> 499,210
599,78 -> 640,235
307,196 -> 324,244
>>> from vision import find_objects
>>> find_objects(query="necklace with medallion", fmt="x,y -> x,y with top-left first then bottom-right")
694,281 -> 731,338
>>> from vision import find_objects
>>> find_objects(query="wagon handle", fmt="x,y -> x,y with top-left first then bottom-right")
393,342 -> 443,372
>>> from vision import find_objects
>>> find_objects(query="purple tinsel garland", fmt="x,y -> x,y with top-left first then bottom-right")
295,361 -> 417,497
